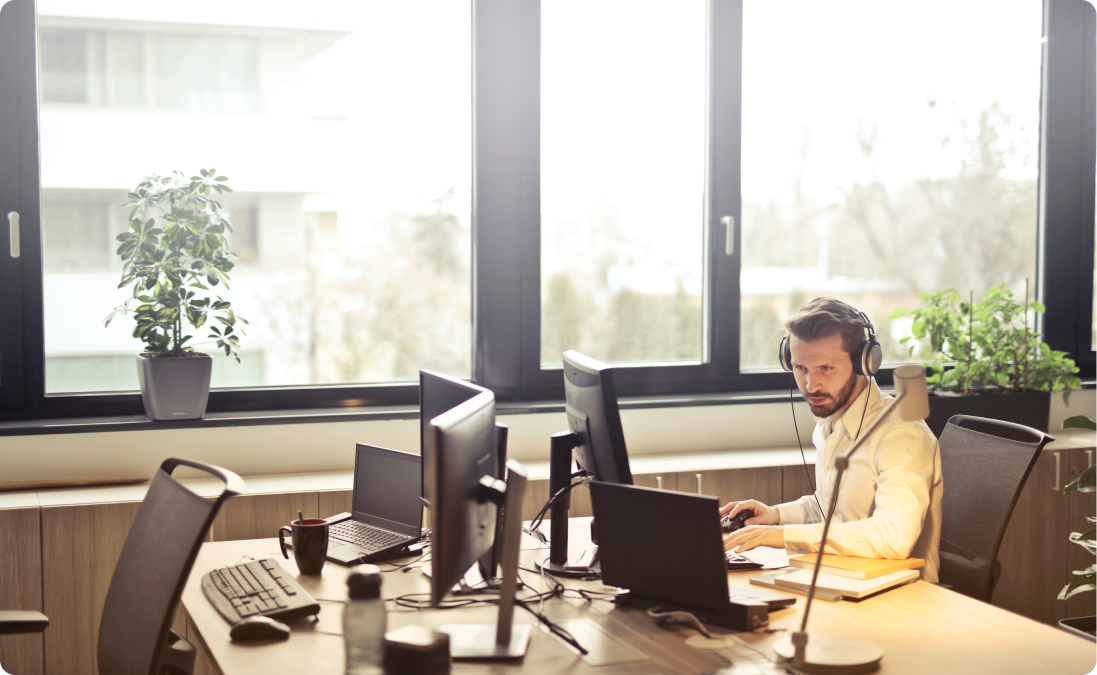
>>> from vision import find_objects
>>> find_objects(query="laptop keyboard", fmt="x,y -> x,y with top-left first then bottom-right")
726,551 -> 764,570
331,520 -> 408,551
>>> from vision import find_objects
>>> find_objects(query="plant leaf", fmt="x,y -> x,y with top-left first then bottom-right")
1064,465 -> 1096,493
1062,415 -> 1097,431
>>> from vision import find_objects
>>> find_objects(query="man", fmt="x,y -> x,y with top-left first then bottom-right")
722,297 -> 943,582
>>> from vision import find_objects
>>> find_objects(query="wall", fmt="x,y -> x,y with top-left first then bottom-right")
0,388 -> 1091,482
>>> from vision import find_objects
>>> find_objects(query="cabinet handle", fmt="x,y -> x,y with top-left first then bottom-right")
1052,451 -> 1061,492
7,211 -> 18,258
1087,450 -> 1093,467
656,476 -> 663,490
696,473 -> 703,494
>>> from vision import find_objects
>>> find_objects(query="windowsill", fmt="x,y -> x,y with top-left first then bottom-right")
1,381 -> 1092,438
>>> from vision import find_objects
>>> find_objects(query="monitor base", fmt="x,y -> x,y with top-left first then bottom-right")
440,624 -> 532,660
535,552 -> 600,578
773,633 -> 883,674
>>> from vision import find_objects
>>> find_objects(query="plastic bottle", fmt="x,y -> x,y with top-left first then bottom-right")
344,564 -> 386,675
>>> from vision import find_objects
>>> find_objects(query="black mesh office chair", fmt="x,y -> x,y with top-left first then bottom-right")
0,458 -> 243,675
938,415 -> 1053,602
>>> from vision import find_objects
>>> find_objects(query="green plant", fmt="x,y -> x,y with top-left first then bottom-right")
891,284 -> 1080,402
105,169 -> 247,361
1059,415 -> 1096,602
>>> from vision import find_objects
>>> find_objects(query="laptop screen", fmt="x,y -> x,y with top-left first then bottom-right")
352,444 -> 422,535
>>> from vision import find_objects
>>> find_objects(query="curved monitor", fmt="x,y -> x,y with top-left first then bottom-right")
428,391 -> 499,605
562,351 -> 633,485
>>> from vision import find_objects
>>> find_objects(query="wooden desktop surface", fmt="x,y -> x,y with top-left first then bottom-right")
181,529 -> 1096,675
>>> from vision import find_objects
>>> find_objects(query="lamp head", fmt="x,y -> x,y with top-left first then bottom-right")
893,365 -> 930,421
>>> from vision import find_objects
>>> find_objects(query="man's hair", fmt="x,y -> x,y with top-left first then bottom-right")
784,297 -> 870,355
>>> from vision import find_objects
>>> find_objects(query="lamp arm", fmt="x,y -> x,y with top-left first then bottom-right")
794,390 -> 907,637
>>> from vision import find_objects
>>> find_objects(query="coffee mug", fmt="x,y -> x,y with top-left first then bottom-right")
279,518 -> 329,574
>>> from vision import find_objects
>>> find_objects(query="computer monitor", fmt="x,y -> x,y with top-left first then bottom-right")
562,350 -> 633,485
419,370 -> 490,507
429,392 -> 532,658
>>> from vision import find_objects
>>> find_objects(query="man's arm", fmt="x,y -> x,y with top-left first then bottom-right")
782,424 -> 938,559
775,491 -> 824,525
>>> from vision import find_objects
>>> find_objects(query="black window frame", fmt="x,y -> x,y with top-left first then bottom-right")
0,0 -> 1093,424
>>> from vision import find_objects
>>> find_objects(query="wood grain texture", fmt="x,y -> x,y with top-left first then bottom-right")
782,463 -> 817,503
673,467 -> 783,508
1064,447 -> 1096,621
42,501 -> 142,675
187,614 -> 224,675
317,490 -> 352,520
0,507 -> 43,675
632,472 -> 678,492
992,450 -> 1072,624
209,493 -> 319,543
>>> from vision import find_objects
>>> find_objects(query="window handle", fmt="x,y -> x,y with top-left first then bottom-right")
721,216 -> 735,256
7,211 -> 18,258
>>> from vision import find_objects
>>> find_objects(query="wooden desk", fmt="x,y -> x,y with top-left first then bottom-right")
181,535 -> 1096,675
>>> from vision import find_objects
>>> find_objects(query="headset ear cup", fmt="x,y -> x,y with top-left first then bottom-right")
851,342 -> 866,376
866,340 -> 882,376
779,336 -> 792,372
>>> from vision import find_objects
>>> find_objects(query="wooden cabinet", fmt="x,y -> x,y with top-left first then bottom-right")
782,463 -> 817,504
1064,447 -> 1096,621
0,507 -> 44,675
672,467 -> 783,508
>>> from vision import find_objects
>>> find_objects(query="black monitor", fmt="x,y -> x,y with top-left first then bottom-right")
419,370 -> 490,507
429,392 -> 532,658
562,350 -> 633,485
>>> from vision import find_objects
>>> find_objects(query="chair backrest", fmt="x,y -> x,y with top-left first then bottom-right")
98,458 -> 243,675
938,415 -> 1053,601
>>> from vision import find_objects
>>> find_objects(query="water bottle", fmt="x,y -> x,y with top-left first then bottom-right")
344,565 -> 386,675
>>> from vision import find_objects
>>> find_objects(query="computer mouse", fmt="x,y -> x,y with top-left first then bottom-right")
230,616 -> 291,642
721,509 -> 755,533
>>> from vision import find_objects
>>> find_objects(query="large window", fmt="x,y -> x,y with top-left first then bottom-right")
35,2 -> 472,394
0,0 -> 1092,419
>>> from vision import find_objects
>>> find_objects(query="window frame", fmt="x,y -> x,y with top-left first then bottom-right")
0,0 -> 1092,424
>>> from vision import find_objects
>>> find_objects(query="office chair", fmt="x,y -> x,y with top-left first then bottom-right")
0,458 -> 243,675
937,415 -> 1053,602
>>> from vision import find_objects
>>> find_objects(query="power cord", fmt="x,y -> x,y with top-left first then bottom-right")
523,474 -> 593,543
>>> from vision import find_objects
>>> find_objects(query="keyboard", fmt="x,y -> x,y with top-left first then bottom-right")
201,558 -> 320,624
330,519 -> 409,552
725,551 -> 764,571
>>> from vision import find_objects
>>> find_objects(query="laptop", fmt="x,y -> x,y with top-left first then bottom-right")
325,444 -> 423,565
589,481 -> 795,630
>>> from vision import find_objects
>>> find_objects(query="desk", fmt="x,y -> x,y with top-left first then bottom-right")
181,529 -> 1096,675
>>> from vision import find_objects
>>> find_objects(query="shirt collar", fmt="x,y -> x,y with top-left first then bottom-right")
830,378 -> 886,441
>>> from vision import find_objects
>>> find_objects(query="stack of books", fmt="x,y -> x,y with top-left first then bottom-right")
750,554 -> 924,601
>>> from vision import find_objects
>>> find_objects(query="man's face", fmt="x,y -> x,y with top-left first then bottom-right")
789,332 -> 861,418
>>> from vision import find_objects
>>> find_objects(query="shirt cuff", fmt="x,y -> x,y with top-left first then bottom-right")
782,523 -> 824,555
776,502 -> 804,526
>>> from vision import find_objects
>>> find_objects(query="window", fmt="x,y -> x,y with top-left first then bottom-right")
0,0 -> 1092,420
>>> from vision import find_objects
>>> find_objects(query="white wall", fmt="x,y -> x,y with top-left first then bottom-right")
0,388 -> 1091,482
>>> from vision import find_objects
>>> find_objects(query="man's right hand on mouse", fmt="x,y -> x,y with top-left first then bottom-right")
719,499 -> 779,526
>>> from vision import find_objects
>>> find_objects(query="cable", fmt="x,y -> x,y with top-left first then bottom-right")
790,372 -> 823,515
524,476 -> 593,542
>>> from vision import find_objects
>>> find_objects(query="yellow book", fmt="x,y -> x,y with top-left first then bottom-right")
788,554 -> 924,580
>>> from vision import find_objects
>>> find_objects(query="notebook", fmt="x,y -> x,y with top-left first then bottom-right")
773,568 -> 919,599
788,553 -> 924,580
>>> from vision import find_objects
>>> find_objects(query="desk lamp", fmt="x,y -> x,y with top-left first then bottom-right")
772,365 -> 930,674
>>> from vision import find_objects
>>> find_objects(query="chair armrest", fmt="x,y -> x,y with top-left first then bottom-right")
0,611 -> 48,635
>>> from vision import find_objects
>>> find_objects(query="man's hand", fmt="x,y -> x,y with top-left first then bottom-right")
723,525 -> 785,552
719,499 -> 780,526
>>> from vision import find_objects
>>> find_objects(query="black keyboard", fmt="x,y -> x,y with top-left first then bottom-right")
725,551 -> 764,571
201,558 -> 320,624
330,520 -> 408,551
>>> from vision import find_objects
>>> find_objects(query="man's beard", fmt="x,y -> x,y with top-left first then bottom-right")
805,369 -> 860,418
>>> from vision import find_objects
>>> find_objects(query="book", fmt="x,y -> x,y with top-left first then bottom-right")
749,570 -> 842,602
774,568 -> 919,599
788,554 -> 924,580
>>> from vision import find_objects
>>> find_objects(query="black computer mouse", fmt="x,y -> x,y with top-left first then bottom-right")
230,616 -> 291,642
721,509 -> 755,533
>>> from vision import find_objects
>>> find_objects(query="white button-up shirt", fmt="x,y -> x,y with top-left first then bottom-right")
776,379 -> 943,583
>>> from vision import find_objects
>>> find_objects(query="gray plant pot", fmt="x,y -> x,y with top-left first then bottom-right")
136,352 -> 213,421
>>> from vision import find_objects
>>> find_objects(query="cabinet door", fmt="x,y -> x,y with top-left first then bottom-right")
992,450 -> 1072,624
209,492 -> 319,542
0,507 -> 43,675
672,467 -> 782,508
633,472 -> 678,492
782,464 -> 817,504
1064,447 -> 1096,621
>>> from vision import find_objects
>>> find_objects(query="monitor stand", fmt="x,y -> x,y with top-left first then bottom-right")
441,460 -> 533,659
533,431 -> 599,577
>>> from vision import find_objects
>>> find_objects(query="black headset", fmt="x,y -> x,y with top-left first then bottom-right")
778,309 -> 882,377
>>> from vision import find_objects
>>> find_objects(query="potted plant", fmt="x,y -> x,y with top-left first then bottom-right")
1058,414 -> 1096,641
891,284 -> 1080,437
105,169 -> 247,420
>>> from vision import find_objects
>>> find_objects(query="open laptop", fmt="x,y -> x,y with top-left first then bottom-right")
589,481 -> 795,630
325,444 -> 423,565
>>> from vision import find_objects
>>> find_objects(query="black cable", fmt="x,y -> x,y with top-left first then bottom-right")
790,372 -> 823,515
525,477 -> 590,541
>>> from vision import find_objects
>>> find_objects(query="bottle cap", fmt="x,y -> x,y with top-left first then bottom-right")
347,564 -> 382,599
